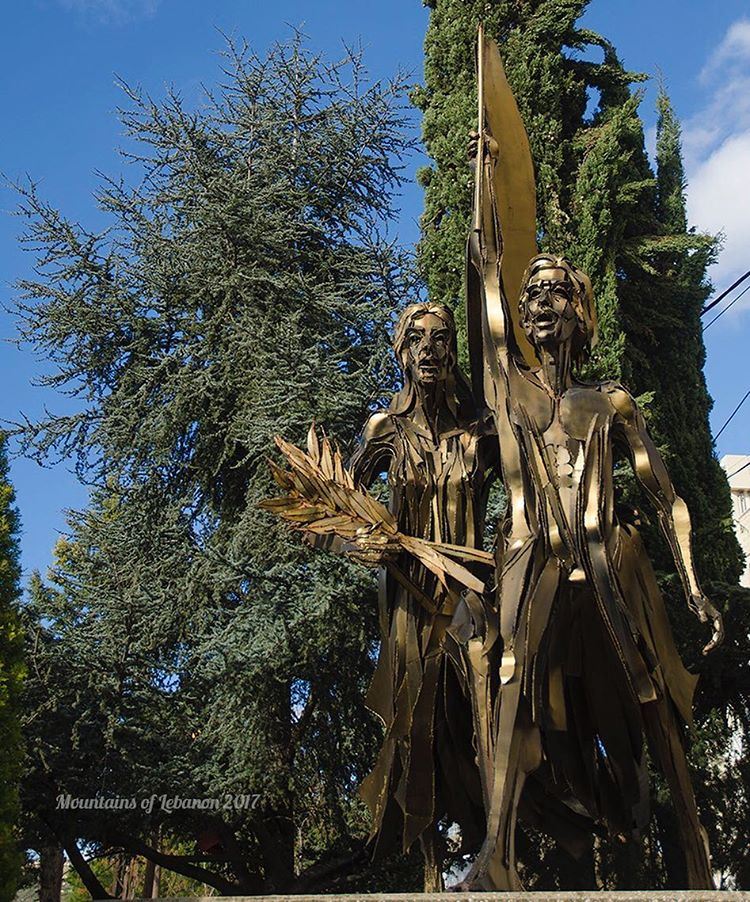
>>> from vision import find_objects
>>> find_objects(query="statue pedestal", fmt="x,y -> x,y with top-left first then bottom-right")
142,893 -> 748,901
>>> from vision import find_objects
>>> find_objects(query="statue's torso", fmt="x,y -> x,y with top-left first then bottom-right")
508,368 -> 621,562
386,414 -> 495,548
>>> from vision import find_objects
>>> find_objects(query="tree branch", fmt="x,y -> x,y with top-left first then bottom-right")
63,838 -> 113,901
291,842 -> 368,893
105,830 -> 244,896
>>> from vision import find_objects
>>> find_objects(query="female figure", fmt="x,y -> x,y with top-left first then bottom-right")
465,131 -> 723,890
346,302 -> 497,890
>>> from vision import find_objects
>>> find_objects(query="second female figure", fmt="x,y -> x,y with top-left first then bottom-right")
345,302 -> 497,890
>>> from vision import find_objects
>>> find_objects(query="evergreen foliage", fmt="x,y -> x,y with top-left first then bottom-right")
15,35 -> 422,895
628,91 -> 741,583
0,439 -> 23,902
417,0 -> 750,889
416,0 -> 741,579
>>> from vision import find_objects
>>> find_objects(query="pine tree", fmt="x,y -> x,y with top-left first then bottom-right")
416,0 -> 750,889
15,35 -> 421,895
0,438 -> 23,902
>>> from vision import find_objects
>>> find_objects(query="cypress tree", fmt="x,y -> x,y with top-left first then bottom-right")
416,0 -> 750,889
0,438 -> 23,902
416,0 -> 742,575
625,90 -> 741,583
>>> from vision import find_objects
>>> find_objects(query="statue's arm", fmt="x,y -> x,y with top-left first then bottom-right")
466,137 -> 533,546
349,411 -> 395,486
611,387 -> 724,654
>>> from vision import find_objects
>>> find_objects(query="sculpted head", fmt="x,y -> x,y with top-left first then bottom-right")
393,303 -> 457,386
519,254 -> 597,362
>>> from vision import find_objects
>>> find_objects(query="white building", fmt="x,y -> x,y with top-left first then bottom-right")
720,454 -> 750,588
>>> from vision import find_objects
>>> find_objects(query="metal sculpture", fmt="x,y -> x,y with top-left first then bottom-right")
264,26 -> 724,894
347,303 -> 498,892
264,302 -> 499,890
463,27 -> 724,892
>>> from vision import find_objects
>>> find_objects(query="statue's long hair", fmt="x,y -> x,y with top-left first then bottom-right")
519,254 -> 597,366
389,302 -> 479,421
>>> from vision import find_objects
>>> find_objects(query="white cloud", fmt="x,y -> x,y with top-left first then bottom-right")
700,19 -> 750,82
688,131 -> 750,283
57,0 -> 159,25
644,124 -> 657,167
683,18 -> 750,306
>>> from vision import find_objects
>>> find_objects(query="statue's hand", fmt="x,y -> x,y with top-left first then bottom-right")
346,527 -> 400,568
467,130 -> 480,162
467,130 -> 499,162
689,592 -> 725,655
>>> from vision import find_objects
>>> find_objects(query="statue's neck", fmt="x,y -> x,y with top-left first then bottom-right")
538,344 -> 573,398
414,381 -> 452,438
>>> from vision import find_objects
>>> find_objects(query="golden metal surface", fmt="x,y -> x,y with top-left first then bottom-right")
265,303 -> 500,892
462,30 -> 722,893
471,28 -> 539,376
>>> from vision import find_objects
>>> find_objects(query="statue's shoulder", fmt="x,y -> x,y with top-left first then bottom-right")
360,409 -> 397,444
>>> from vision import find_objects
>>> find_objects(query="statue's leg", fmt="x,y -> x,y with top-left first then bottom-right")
642,697 -> 713,889
464,552 -> 555,890
480,682 -> 540,891
465,633 -> 496,811
419,824 -> 444,893
455,672 -> 541,891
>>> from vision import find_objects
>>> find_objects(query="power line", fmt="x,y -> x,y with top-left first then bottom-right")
702,269 -> 750,316
715,389 -> 750,440
727,459 -> 750,480
704,283 -> 750,330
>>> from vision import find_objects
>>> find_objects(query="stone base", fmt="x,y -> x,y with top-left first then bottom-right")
141,893 -> 747,901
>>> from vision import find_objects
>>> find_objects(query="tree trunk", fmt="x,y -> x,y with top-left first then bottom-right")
142,829 -> 161,898
654,799 -> 689,888
120,856 -> 138,899
257,679 -> 296,891
63,839 -> 113,900
257,812 -> 295,891
142,857 -> 156,899
110,854 -> 125,897
38,843 -> 64,902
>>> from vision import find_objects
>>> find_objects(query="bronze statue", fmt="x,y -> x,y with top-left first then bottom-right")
462,30 -> 724,891
269,302 -> 498,890
265,27 -> 724,894
348,302 -> 497,892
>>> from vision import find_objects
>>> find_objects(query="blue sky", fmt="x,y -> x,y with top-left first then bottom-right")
1,0 -> 749,578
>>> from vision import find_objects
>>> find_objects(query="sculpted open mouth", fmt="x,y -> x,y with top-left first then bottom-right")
418,360 -> 441,377
533,312 -> 558,329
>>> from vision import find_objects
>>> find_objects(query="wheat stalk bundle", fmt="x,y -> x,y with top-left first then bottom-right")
260,425 -> 494,614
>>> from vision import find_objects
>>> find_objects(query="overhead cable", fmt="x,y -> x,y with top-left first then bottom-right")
727,459 -> 750,480
715,389 -> 750,441
704,283 -> 750,331
702,269 -> 750,316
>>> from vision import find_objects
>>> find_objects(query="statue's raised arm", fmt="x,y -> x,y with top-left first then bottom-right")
466,24 -> 539,408
465,27 -> 543,548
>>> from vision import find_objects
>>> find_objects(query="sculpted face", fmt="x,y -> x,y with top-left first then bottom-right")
405,312 -> 452,384
520,266 -> 579,351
